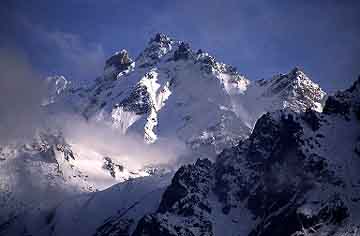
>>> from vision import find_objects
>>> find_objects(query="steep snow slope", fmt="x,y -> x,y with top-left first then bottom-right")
2,173 -> 172,236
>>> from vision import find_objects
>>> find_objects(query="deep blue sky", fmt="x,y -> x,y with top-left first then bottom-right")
1,0 -> 359,92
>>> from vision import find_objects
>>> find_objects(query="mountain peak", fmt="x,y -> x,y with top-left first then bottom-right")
136,33 -> 174,67
271,67 -> 319,88
103,49 -> 134,80
290,66 -> 301,75
258,68 -> 326,112
150,33 -> 172,44
105,49 -> 133,70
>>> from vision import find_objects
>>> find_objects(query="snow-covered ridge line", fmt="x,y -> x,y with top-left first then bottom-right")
5,32 -> 357,236
51,33 -> 326,149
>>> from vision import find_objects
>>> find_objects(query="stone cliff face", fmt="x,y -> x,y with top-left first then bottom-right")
130,77 -> 360,236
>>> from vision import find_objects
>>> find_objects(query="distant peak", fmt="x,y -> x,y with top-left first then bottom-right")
290,66 -> 302,75
275,67 -> 307,83
150,33 -> 172,44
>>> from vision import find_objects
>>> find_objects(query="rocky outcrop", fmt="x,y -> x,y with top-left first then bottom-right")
104,49 -> 134,80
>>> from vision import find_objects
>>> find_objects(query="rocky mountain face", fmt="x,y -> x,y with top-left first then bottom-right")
2,33 -> 356,236
130,77 -> 360,236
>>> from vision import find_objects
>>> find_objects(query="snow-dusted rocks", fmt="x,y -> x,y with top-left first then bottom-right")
104,49 -> 135,80
233,67 -> 327,127
259,67 -> 326,112
136,33 -> 173,67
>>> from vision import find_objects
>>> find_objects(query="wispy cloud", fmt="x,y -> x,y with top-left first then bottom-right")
0,47 -> 47,145
18,16 -> 106,81
44,31 -> 106,80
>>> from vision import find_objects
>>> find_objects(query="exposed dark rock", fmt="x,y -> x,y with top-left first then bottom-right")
119,85 -> 152,115
355,138 -> 360,156
347,75 -> 360,93
133,159 -> 214,236
302,109 -> 321,131
95,218 -> 133,236
323,96 -> 351,116
105,50 -> 133,74
158,159 -> 213,215
133,214 -> 195,236
136,33 -> 173,67
102,157 -> 123,178
151,33 -> 171,44
174,42 -> 192,61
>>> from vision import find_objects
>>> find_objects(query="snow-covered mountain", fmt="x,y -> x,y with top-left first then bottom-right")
72,75 -> 358,236
6,75 -> 356,236
129,76 -> 360,236
5,33 -> 356,236
52,33 -> 326,158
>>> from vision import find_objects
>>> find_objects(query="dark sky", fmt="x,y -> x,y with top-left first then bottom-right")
1,0 -> 359,92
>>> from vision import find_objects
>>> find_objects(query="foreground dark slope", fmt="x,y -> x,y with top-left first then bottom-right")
127,77 -> 360,236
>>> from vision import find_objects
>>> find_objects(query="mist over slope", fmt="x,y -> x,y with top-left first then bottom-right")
50,33 -> 326,159
2,33 -> 358,236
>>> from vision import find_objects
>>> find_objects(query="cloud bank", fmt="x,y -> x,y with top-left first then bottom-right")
0,48 -> 47,145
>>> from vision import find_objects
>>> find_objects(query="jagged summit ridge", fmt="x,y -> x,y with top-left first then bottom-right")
50,33 -> 327,157
5,33 -> 360,236
104,33 -> 245,78
261,66 -> 326,112
136,33 -> 174,67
